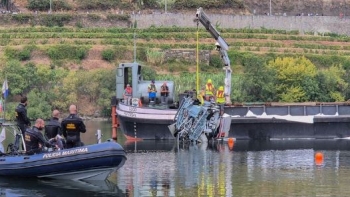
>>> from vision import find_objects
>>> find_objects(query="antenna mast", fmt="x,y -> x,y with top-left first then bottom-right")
133,13 -> 137,63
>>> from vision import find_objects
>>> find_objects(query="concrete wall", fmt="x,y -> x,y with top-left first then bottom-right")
134,13 -> 350,35
163,49 -> 210,64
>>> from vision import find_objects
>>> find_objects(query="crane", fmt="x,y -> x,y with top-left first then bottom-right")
195,7 -> 232,104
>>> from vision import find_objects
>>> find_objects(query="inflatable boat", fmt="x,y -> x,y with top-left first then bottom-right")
0,123 -> 127,181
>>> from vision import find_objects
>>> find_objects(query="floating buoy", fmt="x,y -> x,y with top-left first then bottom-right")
315,152 -> 324,165
227,138 -> 235,150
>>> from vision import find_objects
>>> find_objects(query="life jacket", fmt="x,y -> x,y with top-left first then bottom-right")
124,87 -> 132,96
216,90 -> 225,104
205,83 -> 214,96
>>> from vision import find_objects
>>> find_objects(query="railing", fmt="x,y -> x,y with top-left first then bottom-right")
0,123 -> 25,155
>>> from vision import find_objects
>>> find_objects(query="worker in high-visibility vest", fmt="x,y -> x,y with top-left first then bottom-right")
216,86 -> 226,115
204,79 -> 215,101
216,86 -> 225,104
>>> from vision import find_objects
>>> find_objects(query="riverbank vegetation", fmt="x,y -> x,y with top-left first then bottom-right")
1,24 -> 350,120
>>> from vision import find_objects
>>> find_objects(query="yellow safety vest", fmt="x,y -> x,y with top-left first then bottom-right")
216,90 -> 225,104
205,84 -> 214,96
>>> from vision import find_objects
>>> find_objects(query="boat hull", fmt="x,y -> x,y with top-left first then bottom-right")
117,102 -> 176,140
118,115 -> 174,140
117,103 -> 350,140
0,142 -> 127,180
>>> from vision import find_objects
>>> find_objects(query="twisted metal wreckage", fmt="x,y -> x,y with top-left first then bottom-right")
169,8 -> 232,143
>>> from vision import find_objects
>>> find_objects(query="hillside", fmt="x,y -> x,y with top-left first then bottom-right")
1,0 -> 350,118
7,0 -> 350,16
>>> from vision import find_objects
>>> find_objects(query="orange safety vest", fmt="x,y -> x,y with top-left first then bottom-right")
205,83 -> 214,95
216,90 -> 225,104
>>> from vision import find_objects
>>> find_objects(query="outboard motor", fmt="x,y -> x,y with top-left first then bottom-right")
7,134 -> 21,155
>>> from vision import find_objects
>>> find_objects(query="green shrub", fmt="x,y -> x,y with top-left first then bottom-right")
46,45 -> 89,60
18,49 -> 32,61
146,48 -> 164,65
87,14 -> 101,21
27,0 -> 72,11
27,0 -> 49,11
40,14 -> 72,27
106,14 -> 130,22
209,54 -> 223,68
4,45 -> 36,61
101,49 -> 115,62
53,0 -> 72,11
76,0 -> 119,9
11,14 -> 34,24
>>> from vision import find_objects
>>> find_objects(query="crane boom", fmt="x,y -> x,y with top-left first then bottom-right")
196,7 -> 232,104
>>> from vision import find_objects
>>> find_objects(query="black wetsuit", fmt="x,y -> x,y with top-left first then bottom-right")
15,103 -> 31,136
25,127 -> 52,154
45,117 -> 62,139
61,114 -> 86,148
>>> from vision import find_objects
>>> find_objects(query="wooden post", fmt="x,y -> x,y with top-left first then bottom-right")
112,105 -> 118,141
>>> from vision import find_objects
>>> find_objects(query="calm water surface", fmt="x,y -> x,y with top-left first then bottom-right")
2,121 -> 350,196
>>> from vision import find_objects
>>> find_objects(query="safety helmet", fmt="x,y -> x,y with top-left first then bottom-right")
219,86 -> 224,91
207,79 -> 212,84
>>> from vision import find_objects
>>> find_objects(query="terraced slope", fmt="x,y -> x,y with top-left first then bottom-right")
1,27 -> 350,72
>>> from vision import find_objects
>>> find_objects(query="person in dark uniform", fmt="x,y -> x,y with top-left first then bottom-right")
15,96 -> 31,136
25,119 -> 53,154
45,110 -> 62,139
45,109 -> 64,149
61,105 -> 86,149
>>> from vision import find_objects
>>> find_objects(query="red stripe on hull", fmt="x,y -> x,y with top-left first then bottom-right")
124,134 -> 143,142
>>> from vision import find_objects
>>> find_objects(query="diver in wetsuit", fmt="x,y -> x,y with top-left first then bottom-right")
25,119 -> 54,154
61,105 -> 86,148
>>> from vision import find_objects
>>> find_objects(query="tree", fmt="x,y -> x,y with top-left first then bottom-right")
317,64 -> 348,101
2,60 -> 33,96
240,54 -> 276,102
51,70 -> 78,110
267,56 -> 319,102
27,88 -> 51,119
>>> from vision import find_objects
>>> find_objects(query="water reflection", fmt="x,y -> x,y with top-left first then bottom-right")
0,177 -> 126,197
4,119 -> 350,196
117,139 -> 350,196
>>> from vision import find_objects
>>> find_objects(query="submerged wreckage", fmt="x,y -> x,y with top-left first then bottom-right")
169,97 -> 231,143
169,8 -> 232,143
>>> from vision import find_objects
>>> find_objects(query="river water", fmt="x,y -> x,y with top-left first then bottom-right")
2,120 -> 350,196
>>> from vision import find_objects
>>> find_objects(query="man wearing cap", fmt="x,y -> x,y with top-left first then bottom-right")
148,80 -> 157,104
